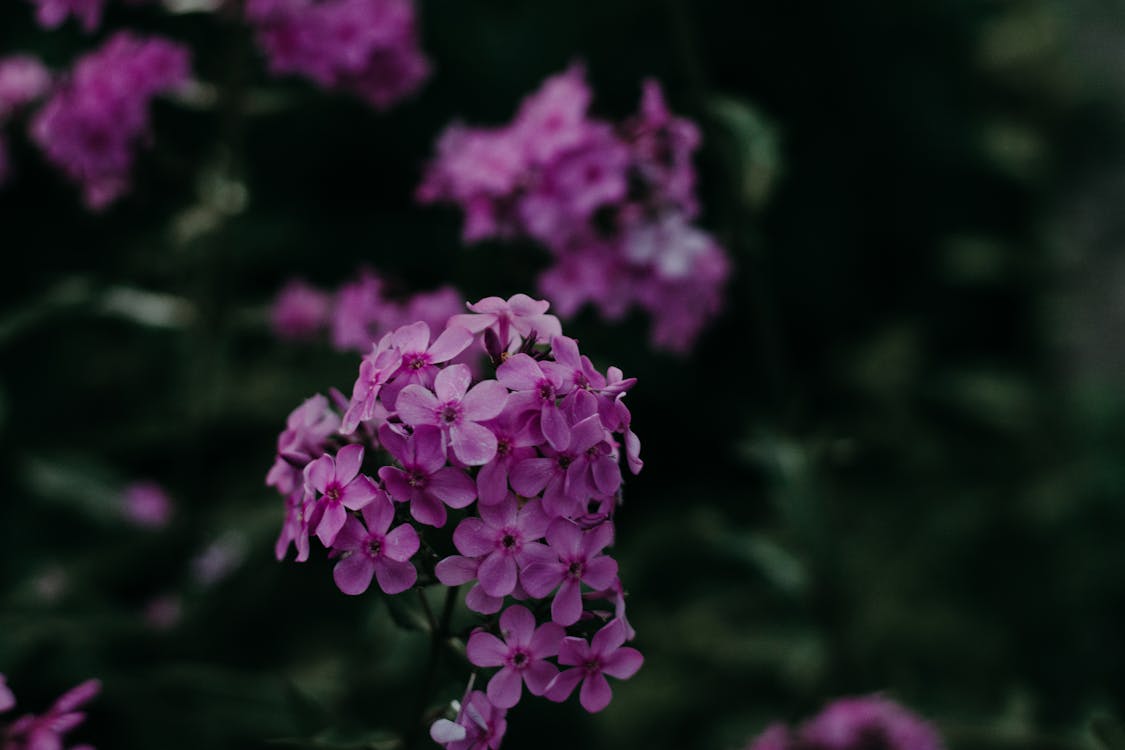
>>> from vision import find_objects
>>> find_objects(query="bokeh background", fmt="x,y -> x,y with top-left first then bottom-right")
4,1 -> 1125,748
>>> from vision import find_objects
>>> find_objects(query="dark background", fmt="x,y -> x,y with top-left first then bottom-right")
3,1 -> 1125,748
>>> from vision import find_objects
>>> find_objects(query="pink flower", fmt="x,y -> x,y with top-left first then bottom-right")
379,321 -> 473,409
377,424 -> 475,527
27,0 -> 105,32
430,690 -> 507,750
798,696 -> 944,750
466,605 -> 564,709
3,678 -> 101,750
331,492 -> 419,595
442,495 -> 549,598
0,674 -> 14,713
303,444 -> 380,546
341,333 -> 401,434
271,278 -> 332,341
545,619 -> 642,713
0,56 -> 52,120
396,364 -> 508,466
520,518 -> 618,626
121,481 -> 173,529
275,489 -> 314,562
474,409 -> 540,505
450,294 -> 562,351
496,353 -> 573,450
267,393 -> 342,495
746,724 -> 790,750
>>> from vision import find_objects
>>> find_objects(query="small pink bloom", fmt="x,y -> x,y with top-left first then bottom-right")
520,518 -> 618,626
304,444 -> 380,546
466,605 -> 564,708
545,619 -> 642,713
396,364 -> 508,465
378,424 -> 475,527
121,481 -> 173,529
331,492 -> 419,595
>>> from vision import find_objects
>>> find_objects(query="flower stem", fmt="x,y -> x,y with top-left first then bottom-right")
405,585 -> 460,750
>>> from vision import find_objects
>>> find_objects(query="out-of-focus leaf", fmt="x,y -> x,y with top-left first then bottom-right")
706,95 -> 782,211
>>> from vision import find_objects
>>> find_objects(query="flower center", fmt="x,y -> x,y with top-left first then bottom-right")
440,403 -> 461,424
557,453 -> 573,469
583,657 -> 601,675
567,560 -> 584,579
536,380 -> 555,402
501,533 -> 517,550
407,470 -> 427,489
367,539 -> 382,557
325,484 -> 342,502
496,439 -> 511,456
405,353 -> 428,370
511,651 -> 529,669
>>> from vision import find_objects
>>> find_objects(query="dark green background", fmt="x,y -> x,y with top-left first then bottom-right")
2,1 -> 1124,748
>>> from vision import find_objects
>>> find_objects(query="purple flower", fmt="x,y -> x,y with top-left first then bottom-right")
433,554 -> 503,615
397,363 -> 508,466
245,0 -> 429,110
466,605 -> 564,708
30,32 -> 191,209
475,409 -> 539,505
271,278 -> 332,341
275,489 -> 314,562
380,321 -> 472,408
0,56 -> 52,120
444,495 -> 549,598
331,492 -> 419,595
746,724 -> 790,750
341,333 -> 401,434
545,619 -> 642,713
329,269 -> 395,351
449,294 -> 562,351
511,63 -> 592,166
429,690 -> 507,750
303,443 -> 380,546
378,424 -> 475,527
4,678 -> 101,750
121,481 -> 173,529
27,0 -> 105,32
267,393 -> 342,495
0,674 -> 14,713
797,696 -> 944,750
496,353 -> 573,450
520,518 -> 618,625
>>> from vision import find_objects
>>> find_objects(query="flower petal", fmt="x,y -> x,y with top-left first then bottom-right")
374,558 -> 417,595
435,363 -> 472,402
499,605 -> 537,646
601,646 -> 644,680
496,354 -> 543,391
520,561 -> 563,599
427,325 -> 473,362
461,380 -> 508,421
544,667 -> 583,703
333,554 -> 375,596
466,632 -> 508,667
435,555 -> 477,586
541,405 -> 571,451
450,421 -> 499,467
551,578 -> 583,626
478,552 -> 518,597
428,468 -> 477,508
579,672 -> 613,713
487,667 -> 523,709
334,444 -> 365,484
524,659 -> 558,696
396,385 -> 440,426
383,523 -> 420,561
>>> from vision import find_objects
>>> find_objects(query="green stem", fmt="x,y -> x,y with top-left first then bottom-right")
405,586 -> 460,750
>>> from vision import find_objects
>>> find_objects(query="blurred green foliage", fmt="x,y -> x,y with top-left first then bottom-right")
3,0 -> 1125,749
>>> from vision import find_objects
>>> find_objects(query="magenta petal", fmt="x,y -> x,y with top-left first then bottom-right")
453,517 -> 494,557
546,518 -> 583,557
428,468 -> 477,507
340,475 -> 379,510
316,503 -> 347,546
479,552 -> 518,597
466,631 -> 508,667
476,460 -> 509,505
517,500 -> 549,539
427,325 -> 473,362
382,523 -> 420,561
334,554 -> 375,595
541,405 -> 571,451
334,444 -> 365,483
551,578 -> 583,626
602,647 -> 644,679
487,667 -> 523,709
435,555 -> 477,585
392,320 -> 430,352
496,354 -> 543,391
374,558 -> 417,595
305,454 -> 334,494
583,556 -> 619,591
579,672 -> 613,713
592,458 -> 622,495
568,414 -> 604,453
510,458 -> 555,497
529,622 -> 565,660
379,467 -> 413,502
557,636 -> 589,666
479,493 -> 518,528
412,425 -> 448,473
499,604 -> 536,645
591,618 -> 628,656
396,385 -> 440,426
410,492 -> 447,527
465,584 -> 503,614
524,659 -> 558,696
450,421 -> 499,466
545,667 -> 583,703
360,493 -> 395,535
520,562 -> 563,598
461,380 -> 508,421
434,364 -> 472,401
584,521 -> 615,554
450,311 -> 493,333
332,515 -> 366,551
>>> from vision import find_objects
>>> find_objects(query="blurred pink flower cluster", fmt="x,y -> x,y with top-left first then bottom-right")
746,695 -> 944,750
270,269 -> 466,353
0,676 -> 100,750
245,0 -> 430,110
418,65 -> 730,352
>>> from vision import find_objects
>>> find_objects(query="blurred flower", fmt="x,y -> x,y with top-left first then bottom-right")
31,32 -> 191,210
1,677 -> 100,750
430,690 -> 507,750
190,531 -> 248,587
245,0 -> 429,110
143,593 -> 183,631
0,57 -> 51,121
0,675 -> 15,713
122,481 -> 173,529
744,695 -> 944,750
26,0 -> 105,32
270,278 -> 332,341
419,66 -> 730,352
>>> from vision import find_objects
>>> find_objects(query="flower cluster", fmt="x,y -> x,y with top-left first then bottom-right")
746,695 -> 944,750
30,32 -> 191,210
0,675 -> 100,750
266,293 -> 643,747
245,0 -> 430,110
0,56 -> 51,187
417,65 -> 730,353
271,269 -> 465,354
26,0 -> 106,33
